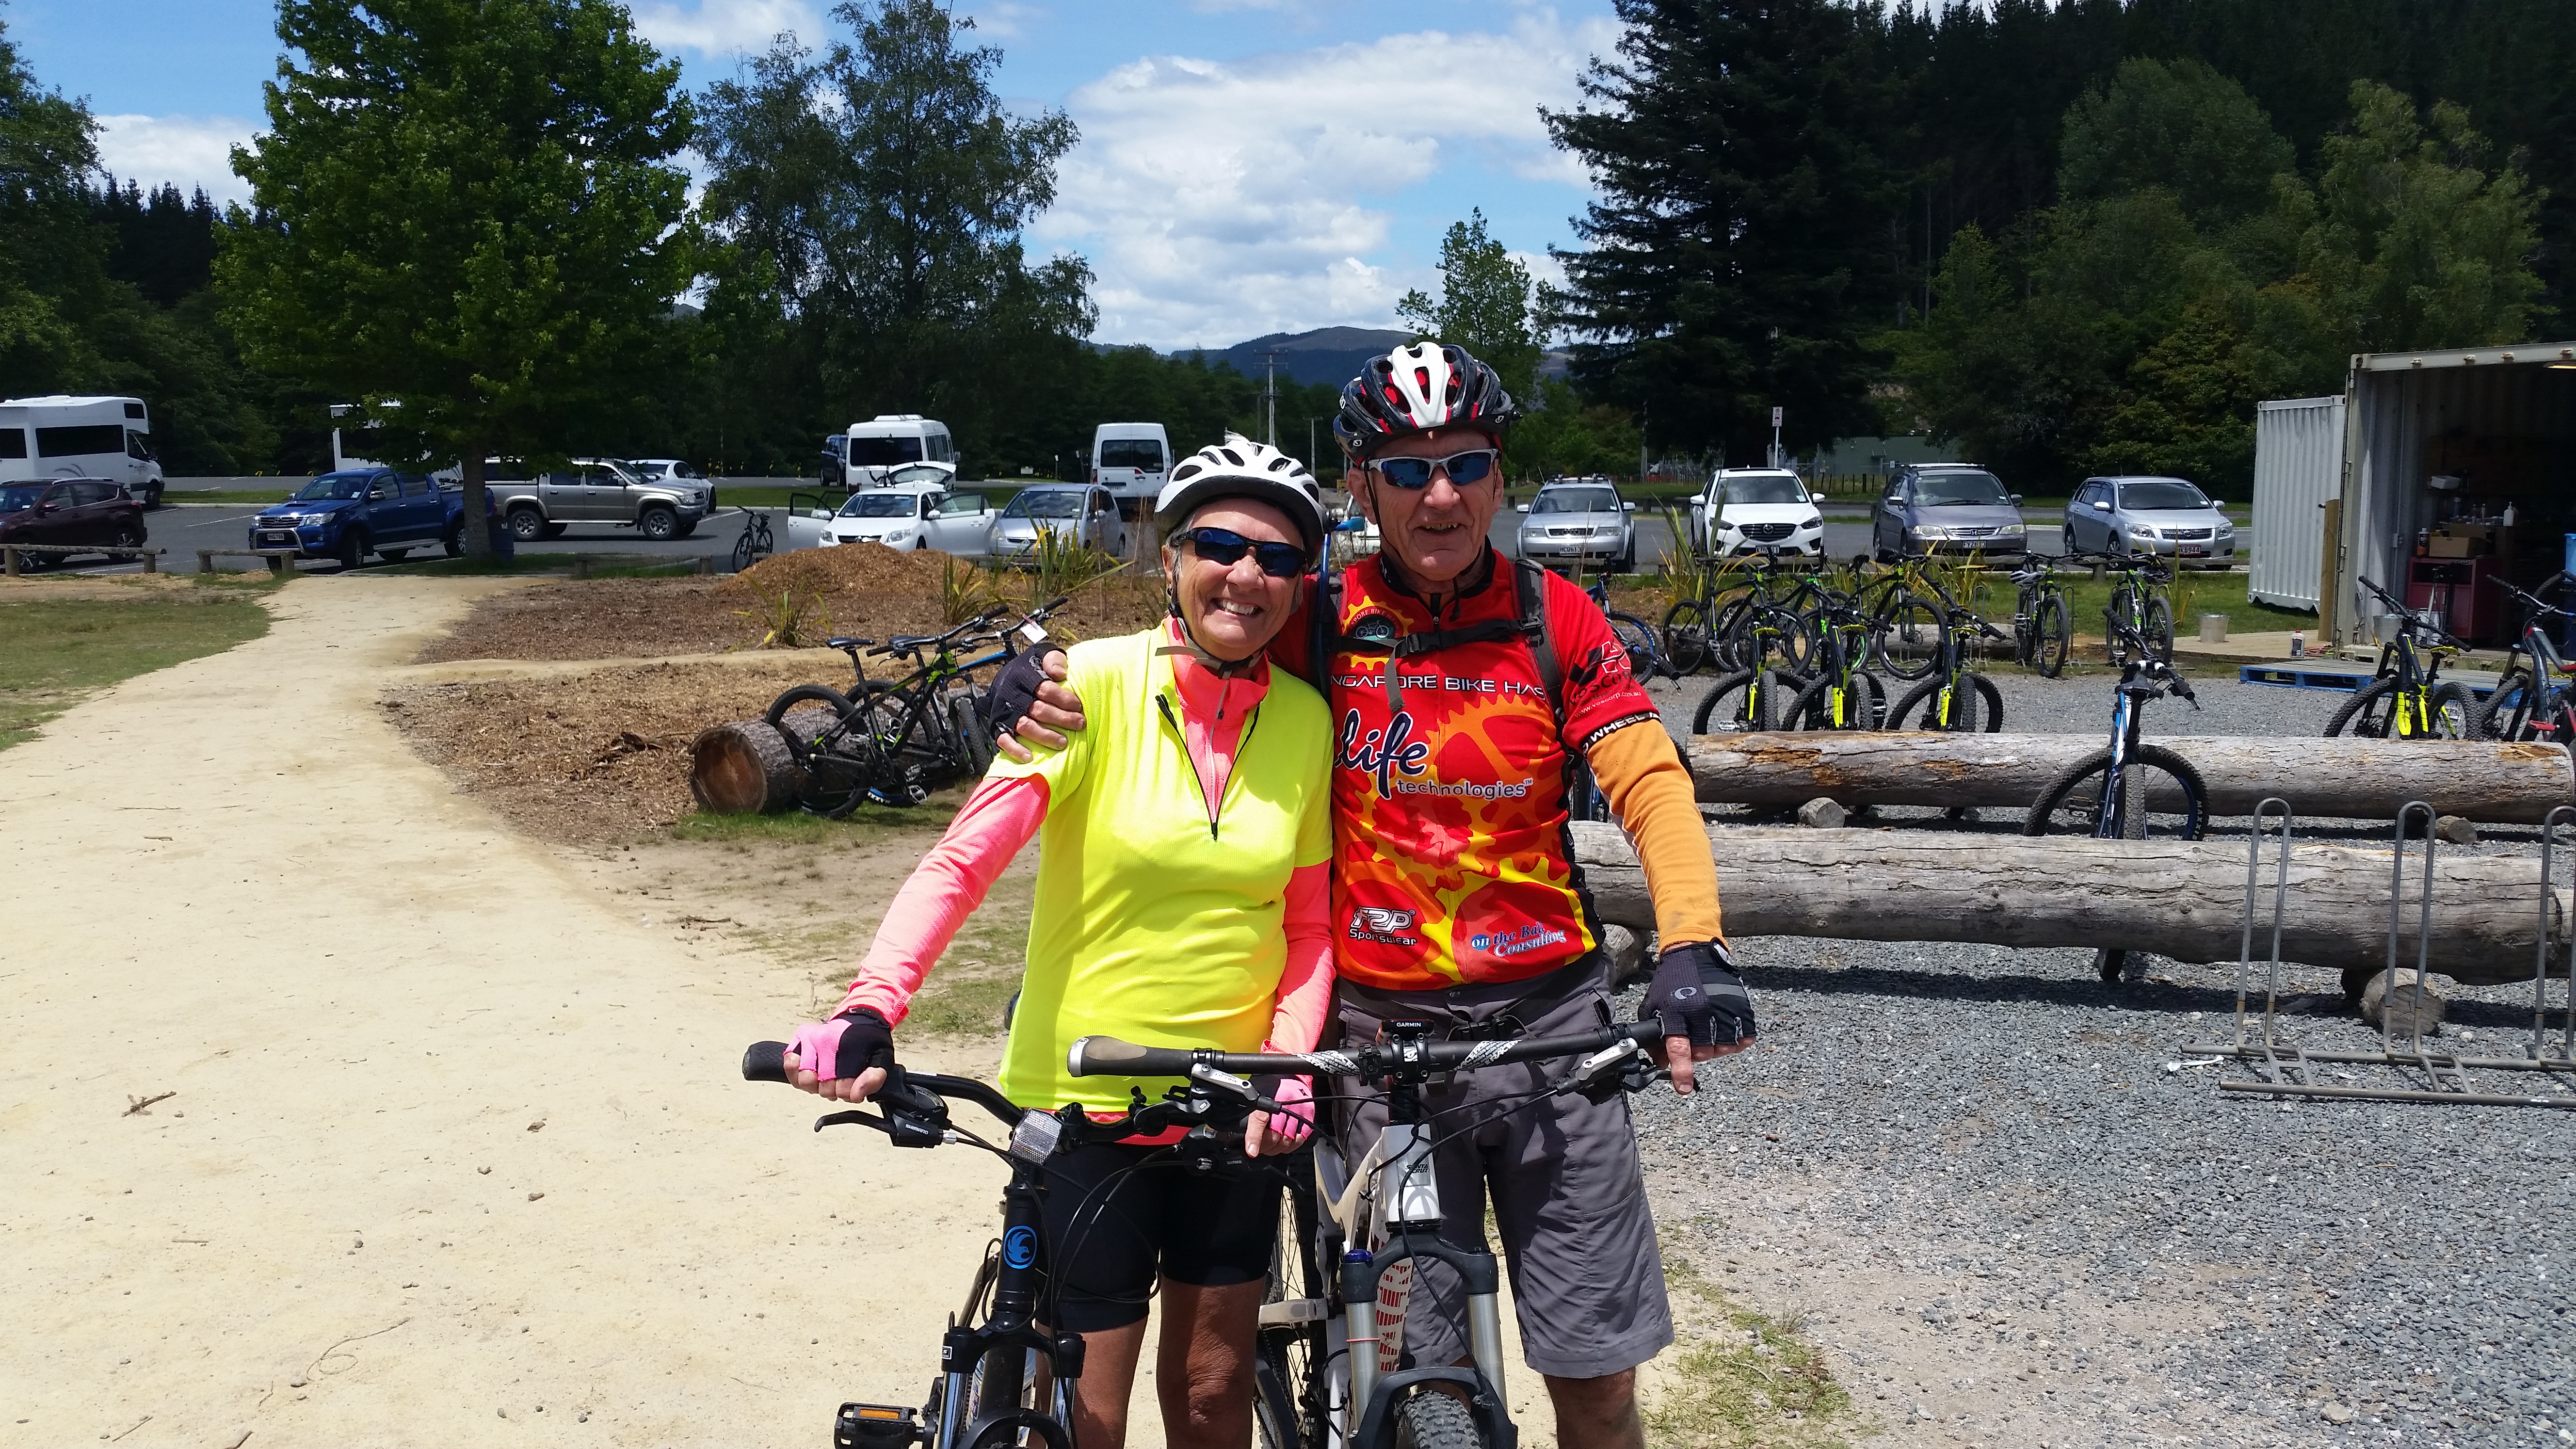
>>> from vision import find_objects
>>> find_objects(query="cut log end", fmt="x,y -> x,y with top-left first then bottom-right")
691,719 -> 800,815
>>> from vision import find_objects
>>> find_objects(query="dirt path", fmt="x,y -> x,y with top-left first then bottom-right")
0,578 -> 1019,1449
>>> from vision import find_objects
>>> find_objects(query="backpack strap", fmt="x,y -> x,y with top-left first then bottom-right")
1315,553 -> 1568,724
1512,557 -> 1566,738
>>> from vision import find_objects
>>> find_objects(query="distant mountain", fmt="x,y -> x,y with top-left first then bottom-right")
1172,326 -> 1416,388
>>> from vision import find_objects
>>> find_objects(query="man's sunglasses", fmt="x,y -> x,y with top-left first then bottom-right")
1372,449 -> 1499,490
1180,527 -> 1309,578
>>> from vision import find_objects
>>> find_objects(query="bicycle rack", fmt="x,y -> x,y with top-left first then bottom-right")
2178,801 -> 2576,1107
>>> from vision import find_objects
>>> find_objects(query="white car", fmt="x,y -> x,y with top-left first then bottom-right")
818,479 -> 995,555
1692,468 -> 1824,558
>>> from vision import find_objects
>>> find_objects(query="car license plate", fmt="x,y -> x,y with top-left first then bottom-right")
2180,545 -> 2205,557
258,532 -> 294,545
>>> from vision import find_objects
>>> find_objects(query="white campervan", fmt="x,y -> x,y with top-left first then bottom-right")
1091,422 -> 1172,508
0,395 -> 164,505
329,402 -> 387,471
846,414 -> 958,488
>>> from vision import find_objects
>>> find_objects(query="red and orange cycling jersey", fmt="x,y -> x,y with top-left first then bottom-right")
1271,554 -> 1663,991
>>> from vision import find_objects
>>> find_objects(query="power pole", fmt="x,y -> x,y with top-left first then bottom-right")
1260,348 -> 1286,447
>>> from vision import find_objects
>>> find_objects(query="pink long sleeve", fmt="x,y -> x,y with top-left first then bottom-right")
835,773 -> 1048,1026
1263,861 -> 1335,1053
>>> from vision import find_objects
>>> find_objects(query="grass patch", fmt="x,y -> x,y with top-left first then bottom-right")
0,593 -> 271,749
370,551 -> 589,576
1647,1249 -> 1868,1449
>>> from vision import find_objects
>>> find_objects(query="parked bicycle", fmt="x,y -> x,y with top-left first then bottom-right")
1067,1019 -> 1669,1449
2006,554 -> 2074,677
1584,574 -> 1674,682
1884,598 -> 2005,732
2475,574 -> 2576,742
2023,618 -> 2207,981
763,598 -> 1064,816
1689,594 -> 1813,735
730,507 -> 775,573
1782,585 -> 1887,730
2323,576 -> 2479,740
2089,550 -> 2175,665
1853,553 -> 1955,682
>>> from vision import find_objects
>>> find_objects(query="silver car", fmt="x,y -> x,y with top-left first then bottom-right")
989,484 -> 1129,564
2063,475 -> 2236,566
1515,480 -> 1636,572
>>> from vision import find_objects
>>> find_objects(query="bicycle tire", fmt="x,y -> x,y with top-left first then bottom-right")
1609,611 -> 1665,681
1886,671 -> 2003,732
1868,588 -> 1946,681
856,685 -> 930,806
2032,593 -> 2071,677
2323,678 -> 2399,739
1690,668 -> 1787,734
1783,670 -> 1886,730
763,683 -> 880,818
1393,1390 -> 1492,1449
2475,666 -> 2534,741
1254,1168 -> 1329,1449
2103,587 -> 2135,665
2144,596 -> 2175,661
2021,743 -> 2207,841
1660,599 -> 1714,675
2420,679 -> 2481,740
1707,596 -> 1755,672
950,687 -> 997,775
730,526 -> 756,574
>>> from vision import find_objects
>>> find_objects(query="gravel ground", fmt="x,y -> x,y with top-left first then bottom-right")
1620,667 -> 2576,1448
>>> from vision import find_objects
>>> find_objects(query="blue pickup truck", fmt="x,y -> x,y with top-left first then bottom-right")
249,468 -> 496,567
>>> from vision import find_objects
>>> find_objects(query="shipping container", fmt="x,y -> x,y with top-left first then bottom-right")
2249,396 -> 2342,611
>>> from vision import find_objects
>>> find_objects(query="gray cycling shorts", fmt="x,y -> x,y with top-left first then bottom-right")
1328,965 -> 1674,1381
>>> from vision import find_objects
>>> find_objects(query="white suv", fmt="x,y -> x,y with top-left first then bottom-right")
1692,468 -> 1823,558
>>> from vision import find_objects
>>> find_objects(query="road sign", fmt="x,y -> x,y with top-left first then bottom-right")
1771,406 -> 1784,427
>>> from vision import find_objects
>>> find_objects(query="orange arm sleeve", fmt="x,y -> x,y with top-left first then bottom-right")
1585,721 -> 1723,947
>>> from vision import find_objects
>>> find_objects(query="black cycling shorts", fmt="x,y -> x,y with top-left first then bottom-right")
1040,1141 -> 1281,1333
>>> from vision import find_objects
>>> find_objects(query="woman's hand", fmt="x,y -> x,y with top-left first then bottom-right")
785,1011 -> 895,1102
1245,1076 -> 1314,1158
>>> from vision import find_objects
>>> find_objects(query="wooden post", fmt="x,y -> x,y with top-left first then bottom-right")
197,550 -> 215,575
2318,497 -> 2343,646
267,553 -> 289,577
3,546 -> 16,577
141,548 -> 157,574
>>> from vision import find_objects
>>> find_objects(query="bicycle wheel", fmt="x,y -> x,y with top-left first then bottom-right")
2030,593 -> 2071,677
2143,596 -> 2175,661
730,524 -> 757,573
2475,667 -> 2535,741
1393,1390 -> 1490,1449
2022,743 -> 2207,842
949,687 -> 997,775
1868,589 -> 1946,681
1609,611 -> 1665,681
855,686 -> 930,806
1660,599 -> 1714,675
1707,596 -> 1755,672
1783,670 -> 1886,730
1690,669 -> 1786,734
2416,680 -> 2481,740
2323,678 -> 2399,739
764,683 -> 877,818
2103,589 -> 2135,664
1886,672 -> 2002,732
1254,1167 -> 1329,1449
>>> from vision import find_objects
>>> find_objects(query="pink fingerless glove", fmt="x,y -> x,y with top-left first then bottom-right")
788,1009 -> 894,1082
1264,1076 -> 1315,1145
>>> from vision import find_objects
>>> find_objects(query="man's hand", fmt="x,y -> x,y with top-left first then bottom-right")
1642,941 -> 1755,1095
988,646 -> 1088,763
784,1008 -> 895,1103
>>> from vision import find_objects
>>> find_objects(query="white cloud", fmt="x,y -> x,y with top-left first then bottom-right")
94,115 -> 259,204
1035,13 -> 1616,348
631,0 -> 822,58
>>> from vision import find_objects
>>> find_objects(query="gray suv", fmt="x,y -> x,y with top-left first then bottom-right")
2062,475 -> 2235,566
479,457 -> 712,542
1870,464 -> 2026,562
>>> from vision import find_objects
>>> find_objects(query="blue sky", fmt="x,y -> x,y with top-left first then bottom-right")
7,0 -> 1625,349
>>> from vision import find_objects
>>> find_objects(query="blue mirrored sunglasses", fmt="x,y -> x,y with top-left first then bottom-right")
1181,527 -> 1309,578
1373,449 -> 1498,490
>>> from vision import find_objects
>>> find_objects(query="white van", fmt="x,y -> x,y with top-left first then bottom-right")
0,395 -> 164,505
846,414 -> 958,488
1091,422 -> 1172,506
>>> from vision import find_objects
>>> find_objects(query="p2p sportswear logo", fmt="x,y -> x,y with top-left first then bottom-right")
1348,905 -> 1421,946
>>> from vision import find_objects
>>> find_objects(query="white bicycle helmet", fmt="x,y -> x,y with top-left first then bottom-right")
1155,433 -> 1325,560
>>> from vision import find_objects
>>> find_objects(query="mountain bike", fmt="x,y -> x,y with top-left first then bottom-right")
1068,1018 -> 1670,1449
2324,576 -> 2479,740
739,1043 -> 1276,1449
731,507 -> 775,573
1854,554 -> 1955,682
1657,552 -> 1736,676
1884,599 -> 2004,732
1689,595 -> 1812,735
764,597 -> 1065,816
2474,574 -> 2576,742
1782,586 -> 1886,730
1584,575 -> 1673,682
2007,554 -> 2073,677
2023,619 -> 2208,982
2090,551 -> 2175,665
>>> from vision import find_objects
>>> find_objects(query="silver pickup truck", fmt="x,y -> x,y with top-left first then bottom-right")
477,457 -> 712,542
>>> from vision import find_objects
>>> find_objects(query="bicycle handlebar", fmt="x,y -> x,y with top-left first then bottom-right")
743,1041 -> 1253,1148
1067,1021 -> 1665,1081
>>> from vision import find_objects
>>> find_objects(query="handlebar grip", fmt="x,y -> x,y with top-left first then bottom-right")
1067,1035 -> 1198,1078
743,1041 -> 791,1083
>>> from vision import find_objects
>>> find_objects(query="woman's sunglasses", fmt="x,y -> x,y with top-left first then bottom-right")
1372,449 -> 1499,490
1181,527 -> 1309,578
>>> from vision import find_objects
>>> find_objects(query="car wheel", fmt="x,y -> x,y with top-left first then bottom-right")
638,505 -> 678,541
507,507 -> 547,543
110,521 -> 144,551
337,530 -> 368,569
443,529 -> 464,558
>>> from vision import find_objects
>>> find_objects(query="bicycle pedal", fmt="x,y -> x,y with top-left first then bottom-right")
836,1402 -> 926,1449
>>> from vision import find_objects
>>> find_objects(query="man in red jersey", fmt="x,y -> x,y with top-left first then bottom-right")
992,342 -> 1753,1449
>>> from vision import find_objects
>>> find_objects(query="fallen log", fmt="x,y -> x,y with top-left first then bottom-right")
1686,733 -> 2575,824
1571,822 -> 2563,987
690,710 -> 822,815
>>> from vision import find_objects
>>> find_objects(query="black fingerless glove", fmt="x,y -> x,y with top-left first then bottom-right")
822,1006 -> 897,1080
985,642 -> 1066,740
1641,941 -> 1755,1047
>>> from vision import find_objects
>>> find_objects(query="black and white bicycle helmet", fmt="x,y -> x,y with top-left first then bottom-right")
1155,433 -> 1325,559
1333,340 -> 1516,459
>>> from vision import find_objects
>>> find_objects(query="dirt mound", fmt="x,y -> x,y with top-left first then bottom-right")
728,541 -> 952,598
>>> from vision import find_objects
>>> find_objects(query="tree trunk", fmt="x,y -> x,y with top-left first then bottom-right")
1569,822 -> 2564,987
690,717 -> 803,815
460,446 -> 492,558
1685,733 -> 2576,824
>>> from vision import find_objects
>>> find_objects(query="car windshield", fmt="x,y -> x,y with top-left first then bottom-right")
0,484 -> 46,513
1913,471 -> 2008,506
1722,475 -> 1807,505
1532,488 -> 1619,515
850,435 -> 924,467
2118,480 -> 2210,511
632,462 -> 668,480
1003,491 -> 1084,519
839,493 -> 920,518
292,473 -> 374,501
1100,439 -> 1163,470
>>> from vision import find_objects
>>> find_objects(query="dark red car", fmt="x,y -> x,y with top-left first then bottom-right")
0,477 -> 149,568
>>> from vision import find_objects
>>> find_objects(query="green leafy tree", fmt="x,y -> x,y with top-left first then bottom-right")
0,17 -> 107,389
1509,377 -> 1642,483
1396,209 -> 1540,399
218,0 -> 693,551
2058,57 -> 2296,230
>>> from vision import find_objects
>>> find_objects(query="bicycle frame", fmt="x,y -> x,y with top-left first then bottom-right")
2355,576 -> 2461,739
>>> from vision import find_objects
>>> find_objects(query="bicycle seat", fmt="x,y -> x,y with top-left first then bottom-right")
825,636 -> 875,652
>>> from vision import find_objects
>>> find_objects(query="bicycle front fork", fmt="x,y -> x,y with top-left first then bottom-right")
1342,1232 -> 1515,1449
